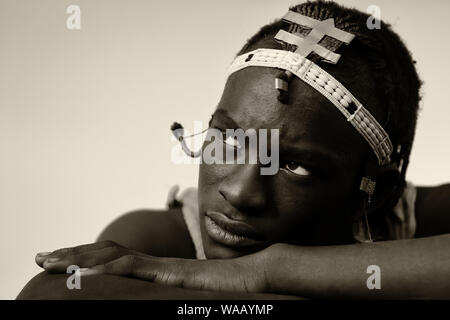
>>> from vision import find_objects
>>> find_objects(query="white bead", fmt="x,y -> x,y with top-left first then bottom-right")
306,72 -> 316,81
327,81 -> 337,89
315,78 -> 326,87
343,95 -> 352,104
375,130 -> 383,140
318,74 -> 329,83
371,134 -> 380,142
324,85 -> 334,93
340,99 -> 349,108
335,88 -> 344,96
309,68 -> 319,76
332,92 -> 342,100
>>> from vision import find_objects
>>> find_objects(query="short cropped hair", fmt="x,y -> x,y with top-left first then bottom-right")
238,0 -> 422,205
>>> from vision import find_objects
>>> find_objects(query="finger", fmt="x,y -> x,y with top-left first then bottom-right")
34,252 -> 52,266
42,245 -> 131,273
35,240 -> 119,267
80,255 -> 183,285
36,240 -> 115,267
79,255 -> 140,277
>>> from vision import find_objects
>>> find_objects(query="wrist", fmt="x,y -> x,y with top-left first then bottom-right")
262,243 -> 292,294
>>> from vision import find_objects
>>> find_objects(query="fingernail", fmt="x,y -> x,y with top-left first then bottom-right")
45,257 -> 60,263
79,268 -> 97,276
37,252 -> 52,257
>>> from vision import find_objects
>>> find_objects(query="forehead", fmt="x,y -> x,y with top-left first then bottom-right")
216,66 -> 369,164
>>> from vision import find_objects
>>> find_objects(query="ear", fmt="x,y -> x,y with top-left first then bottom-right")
367,164 -> 401,214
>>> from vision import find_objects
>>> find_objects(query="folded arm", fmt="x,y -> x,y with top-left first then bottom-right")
266,234 -> 450,299
264,183 -> 450,299
19,184 -> 450,299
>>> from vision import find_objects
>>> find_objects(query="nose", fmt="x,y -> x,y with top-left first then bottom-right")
218,164 -> 269,215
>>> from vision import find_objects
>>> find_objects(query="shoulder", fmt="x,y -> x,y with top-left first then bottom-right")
97,207 -> 196,258
415,183 -> 450,237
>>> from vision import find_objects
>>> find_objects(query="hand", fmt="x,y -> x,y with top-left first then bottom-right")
83,253 -> 269,293
35,240 -> 144,273
35,241 -> 271,293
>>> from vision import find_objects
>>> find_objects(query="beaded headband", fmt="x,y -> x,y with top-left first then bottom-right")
227,11 -> 393,166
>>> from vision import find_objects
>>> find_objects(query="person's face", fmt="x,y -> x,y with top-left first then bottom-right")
198,66 -> 371,259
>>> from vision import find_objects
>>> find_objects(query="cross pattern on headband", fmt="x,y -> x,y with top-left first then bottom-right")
275,11 -> 355,64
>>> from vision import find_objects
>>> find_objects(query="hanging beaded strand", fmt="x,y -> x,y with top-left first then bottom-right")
275,70 -> 293,103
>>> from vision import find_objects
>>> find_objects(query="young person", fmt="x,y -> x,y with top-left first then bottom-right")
18,1 -> 450,299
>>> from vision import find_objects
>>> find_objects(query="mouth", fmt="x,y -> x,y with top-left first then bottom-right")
204,211 -> 266,248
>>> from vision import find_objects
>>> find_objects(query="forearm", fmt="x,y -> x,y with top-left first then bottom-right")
266,234 -> 450,299
17,272 -> 301,300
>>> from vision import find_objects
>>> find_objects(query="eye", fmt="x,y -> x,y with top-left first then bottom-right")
223,135 -> 242,149
283,161 -> 311,176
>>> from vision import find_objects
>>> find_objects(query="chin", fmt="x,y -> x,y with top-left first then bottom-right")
200,228 -> 270,259
202,237 -> 251,259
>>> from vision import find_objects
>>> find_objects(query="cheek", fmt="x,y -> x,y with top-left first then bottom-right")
197,163 -> 229,211
198,161 -> 359,245
197,135 -> 231,193
269,175 -> 357,243
198,163 -> 225,192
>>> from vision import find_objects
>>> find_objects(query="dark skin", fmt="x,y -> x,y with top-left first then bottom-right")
195,38 -> 395,258
18,41 -> 450,298
198,66 -> 368,260
18,210 -> 302,299
18,185 -> 450,298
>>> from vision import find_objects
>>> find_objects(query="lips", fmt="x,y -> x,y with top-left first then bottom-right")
204,211 -> 266,248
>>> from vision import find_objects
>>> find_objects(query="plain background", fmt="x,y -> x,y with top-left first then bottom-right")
0,0 -> 449,299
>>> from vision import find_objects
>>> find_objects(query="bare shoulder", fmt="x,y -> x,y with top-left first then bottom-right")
415,183 -> 450,237
97,207 -> 196,258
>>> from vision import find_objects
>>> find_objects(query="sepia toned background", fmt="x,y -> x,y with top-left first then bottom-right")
0,0 -> 449,299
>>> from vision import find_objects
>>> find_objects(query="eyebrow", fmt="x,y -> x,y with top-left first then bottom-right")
283,144 -> 342,170
211,108 -> 343,169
